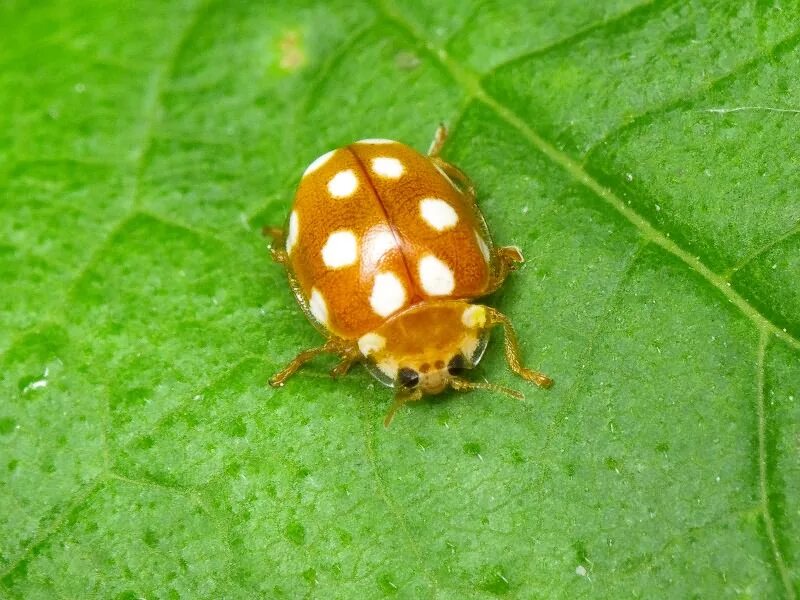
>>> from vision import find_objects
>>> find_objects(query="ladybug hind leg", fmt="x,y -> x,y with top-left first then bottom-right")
430,156 -> 476,200
428,123 -> 478,199
427,122 -> 448,157
328,347 -> 361,379
262,226 -> 289,265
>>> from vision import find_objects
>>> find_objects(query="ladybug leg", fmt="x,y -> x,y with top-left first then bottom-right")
484,307 -> 553,389
484,246 -> 525,294
427,122 -> 448,157
383,388 -> 424,427
269,338 -> 357,387
329,346 -> 361,379
262,226 -> 288,264
430,157 -> 477,200
450,377 -> 523,400
428,124 -> 479,199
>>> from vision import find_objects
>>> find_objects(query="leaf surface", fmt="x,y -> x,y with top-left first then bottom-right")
1,1 -> 799,597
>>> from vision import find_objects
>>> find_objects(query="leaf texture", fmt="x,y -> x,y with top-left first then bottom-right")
1,1 -> 799,597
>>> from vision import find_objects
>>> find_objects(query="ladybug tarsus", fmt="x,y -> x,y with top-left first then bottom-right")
427,122 -> 448,157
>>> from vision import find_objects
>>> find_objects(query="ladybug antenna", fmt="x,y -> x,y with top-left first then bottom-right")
384,388 -> 424,428
450,378 -> 524,401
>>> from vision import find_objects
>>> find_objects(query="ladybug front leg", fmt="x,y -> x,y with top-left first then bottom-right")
262,226 -> 289,265
483,306 -> 553,389
269,338 -> 358,388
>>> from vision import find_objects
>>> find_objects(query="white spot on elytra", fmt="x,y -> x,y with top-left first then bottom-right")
419,198 -> 458,231
327,169 -> 358,198
303,149 -> 336,176
475,230 -> 490,262
357,138 -> 395,144
419,254 -> 455,296
358,332 -> 386,356
370,272 -> 407,317
286,211 -> 299,254
309,288 -> 328,325
371,156 -> 404,179
321,230 -> 358,269
362,226 -> 398,268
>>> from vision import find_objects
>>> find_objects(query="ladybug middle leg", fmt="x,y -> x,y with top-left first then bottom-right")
427,122 -> 449,157
269,338 -> 359,388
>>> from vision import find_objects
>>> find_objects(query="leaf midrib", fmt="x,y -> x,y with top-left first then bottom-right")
376,0 -> 800,353
376,2 -> 798,597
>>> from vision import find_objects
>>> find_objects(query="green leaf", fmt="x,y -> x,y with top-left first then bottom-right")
2,1 -> 799,597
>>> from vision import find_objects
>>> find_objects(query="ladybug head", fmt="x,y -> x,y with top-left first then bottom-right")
394,352 -> 471,395
359,302 -> 525,425
359,300 -> 490,393
381,344 -> 525,427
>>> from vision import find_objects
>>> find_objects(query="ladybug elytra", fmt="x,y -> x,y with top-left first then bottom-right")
265,125 -> 552,425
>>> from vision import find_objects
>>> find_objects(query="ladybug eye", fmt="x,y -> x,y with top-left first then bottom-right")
397,367 -> 420,388
447,354 -> 467,376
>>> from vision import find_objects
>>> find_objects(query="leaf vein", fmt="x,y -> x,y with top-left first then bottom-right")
471,0 -> 666,74
361,407 -> 441,597
725,219 -> 800,279
757,332 -> 796,600
0,480 -> 104,583
377,0 -> 800,352
586,28 -> 800,156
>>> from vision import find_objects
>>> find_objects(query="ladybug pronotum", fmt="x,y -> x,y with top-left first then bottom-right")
265,125 -> 552,425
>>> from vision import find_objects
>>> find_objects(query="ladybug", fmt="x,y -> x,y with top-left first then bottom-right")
264,125 -> 552,425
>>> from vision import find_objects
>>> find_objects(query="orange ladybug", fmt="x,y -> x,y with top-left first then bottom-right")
265,125 -> 552,425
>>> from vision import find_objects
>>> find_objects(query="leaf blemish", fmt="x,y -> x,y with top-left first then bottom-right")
701,106 -> 800,115
394,51 -> 420,71
277,29 -> 306,72
463,442 -> 481,457
285,521 -> 306,546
